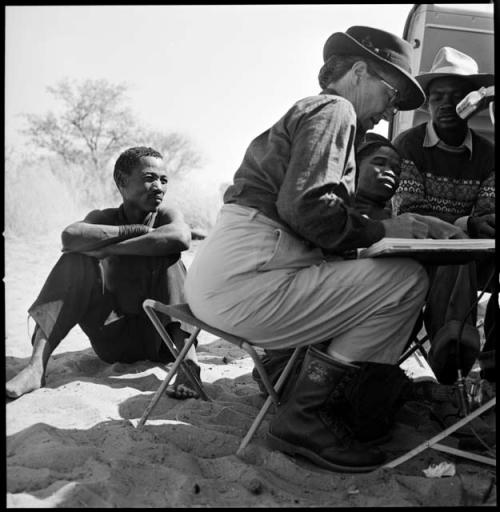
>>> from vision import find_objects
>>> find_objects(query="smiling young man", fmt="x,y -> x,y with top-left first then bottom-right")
354,133 -> 402,220
6,146 -> 200,400
392,48 -> 496,389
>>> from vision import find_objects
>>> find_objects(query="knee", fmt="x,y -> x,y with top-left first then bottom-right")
61,251 -> 97,264
54,252 -> 100,281
56,252 -> 99,271
390,259 -> 428,300
408,261 -> 429,298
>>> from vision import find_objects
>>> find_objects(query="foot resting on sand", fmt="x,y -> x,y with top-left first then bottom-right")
6,365 -> 46,399
165,359 -> 201,399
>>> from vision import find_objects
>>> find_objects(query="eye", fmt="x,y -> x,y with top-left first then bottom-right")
429,92 -> 443,102
372,157 -> 387,167
160,177 -> 168,185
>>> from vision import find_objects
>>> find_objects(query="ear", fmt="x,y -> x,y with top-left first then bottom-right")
351,60 -> 369,84
116,173 -> 128,190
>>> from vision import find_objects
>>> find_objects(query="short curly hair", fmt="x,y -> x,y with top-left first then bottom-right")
356,133 -> 400,162
113,146 -> 163,186
355,133 -> 401,190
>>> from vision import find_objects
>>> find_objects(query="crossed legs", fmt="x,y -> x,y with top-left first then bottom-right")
6,252 -> 199,399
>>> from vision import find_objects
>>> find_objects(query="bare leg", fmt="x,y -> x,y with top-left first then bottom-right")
7,253 -> 104,399
6,327 -> 54,399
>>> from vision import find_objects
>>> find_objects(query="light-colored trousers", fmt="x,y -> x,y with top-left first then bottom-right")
185,204 -> 429,364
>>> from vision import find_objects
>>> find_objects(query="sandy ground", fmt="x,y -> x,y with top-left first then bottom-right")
5,233 -> 496,507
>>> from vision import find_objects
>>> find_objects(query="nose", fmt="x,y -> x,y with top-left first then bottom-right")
150,178 -> 163,191
442,93 -> 458,107
382,106 -> 396,121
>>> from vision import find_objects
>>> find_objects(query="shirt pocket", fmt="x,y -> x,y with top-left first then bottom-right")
257,228 -> 324,272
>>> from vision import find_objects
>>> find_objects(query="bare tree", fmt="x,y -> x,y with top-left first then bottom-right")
23,78 -> 137,173
21,78 -> 203,206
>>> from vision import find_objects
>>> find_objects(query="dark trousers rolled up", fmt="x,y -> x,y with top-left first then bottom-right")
28,252 -> 194,364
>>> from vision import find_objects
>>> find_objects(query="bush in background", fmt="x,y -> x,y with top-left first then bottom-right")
4,152 -> 88,238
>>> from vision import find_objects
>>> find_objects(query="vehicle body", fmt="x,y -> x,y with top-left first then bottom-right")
389,3 -> 494,142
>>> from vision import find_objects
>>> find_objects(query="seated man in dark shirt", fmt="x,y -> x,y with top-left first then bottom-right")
6,146 -> 200,400
392,47 -> 495,386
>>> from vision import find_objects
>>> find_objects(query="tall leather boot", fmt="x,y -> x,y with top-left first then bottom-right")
336,361 -> 413,444
268,346 -> 385,472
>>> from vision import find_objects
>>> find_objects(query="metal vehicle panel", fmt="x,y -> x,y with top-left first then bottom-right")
389,3 -> 494,142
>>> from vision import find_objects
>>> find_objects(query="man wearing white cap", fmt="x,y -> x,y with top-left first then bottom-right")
392,47 -> 495,389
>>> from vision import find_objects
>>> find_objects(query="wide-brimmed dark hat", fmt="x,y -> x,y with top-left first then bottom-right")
323,26 -> 425,111
416,46 -> 494,93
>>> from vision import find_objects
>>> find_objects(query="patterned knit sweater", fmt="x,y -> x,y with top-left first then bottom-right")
392,123 -> 495,224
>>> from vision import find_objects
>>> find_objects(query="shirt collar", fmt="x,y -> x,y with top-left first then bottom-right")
320,88 -> 365,146
321,87 -> 340,96
423,121 -> 473,159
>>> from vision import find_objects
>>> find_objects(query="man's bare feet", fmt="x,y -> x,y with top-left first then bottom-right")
6,365 -> 46,399
165,360 -> 201,400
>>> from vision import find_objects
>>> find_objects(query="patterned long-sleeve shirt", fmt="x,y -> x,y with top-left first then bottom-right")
392,122 -> 495,224
223,93 -> 385,253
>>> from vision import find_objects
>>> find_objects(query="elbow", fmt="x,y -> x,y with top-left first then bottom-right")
61,224 -> 80,251
177,237 -> 191,253
181,230 -> 191,251
173,227 -> 191,252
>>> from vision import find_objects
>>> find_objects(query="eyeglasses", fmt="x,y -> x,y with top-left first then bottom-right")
370,71 -> 400,112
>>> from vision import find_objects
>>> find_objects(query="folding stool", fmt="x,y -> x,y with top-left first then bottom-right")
392,303 -> 497,469
397,313 -> 429,366
384,396 -> 496,468
137,299 -> 302,456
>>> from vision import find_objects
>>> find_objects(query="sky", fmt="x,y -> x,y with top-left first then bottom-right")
4,3 -> 494,188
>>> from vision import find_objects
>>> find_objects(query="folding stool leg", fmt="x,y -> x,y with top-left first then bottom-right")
430,442 -> 495,466
243,341 -> 280,404
137,329 -> 200,427
383,397 -> 496,468
398,335 -> 429,366
236,346 -> 302,457
143,301 -> 209,401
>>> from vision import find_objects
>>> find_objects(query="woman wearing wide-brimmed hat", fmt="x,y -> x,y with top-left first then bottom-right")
185,26 -> 463,472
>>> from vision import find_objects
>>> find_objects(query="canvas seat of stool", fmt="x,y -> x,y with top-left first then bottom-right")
137,299 -> 302,456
